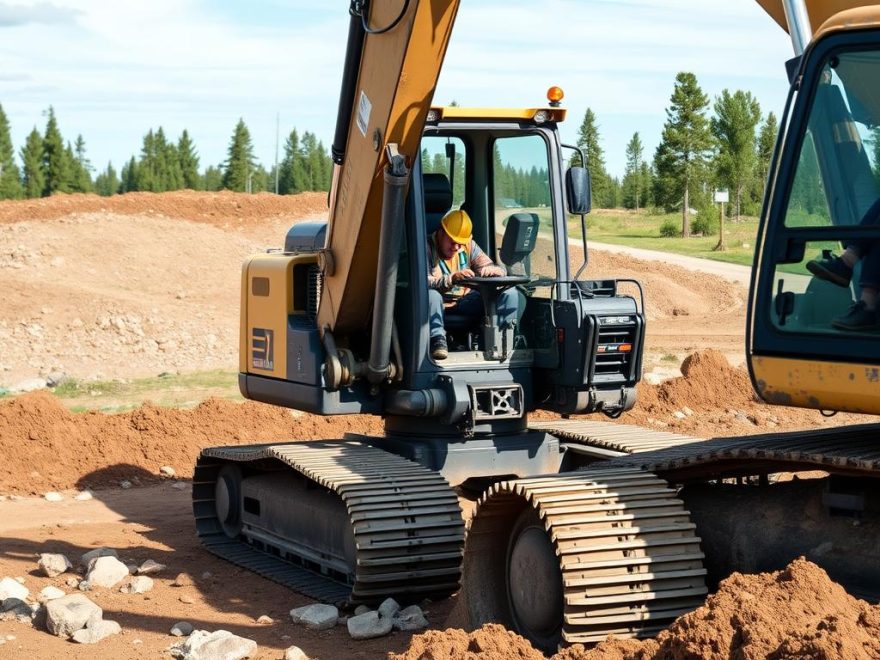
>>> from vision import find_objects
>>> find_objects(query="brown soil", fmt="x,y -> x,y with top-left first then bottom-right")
0,191 -> 877,660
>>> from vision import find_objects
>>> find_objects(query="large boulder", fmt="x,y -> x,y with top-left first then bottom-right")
45,594 -> 102,638
289,603 -> 338,631
38,553 -> 72,577
347,610 -> 393,640
80,547 -> 118,569
72,619 -> 121,644
170,629 -> 257,660
0,577 -> 28,601
86,556 -> 129,588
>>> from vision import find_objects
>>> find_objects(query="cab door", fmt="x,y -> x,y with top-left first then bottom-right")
748,30 -> 880,414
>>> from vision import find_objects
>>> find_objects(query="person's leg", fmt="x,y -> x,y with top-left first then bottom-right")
449,290 -> 486,321
832,251 -> 880,330
428,289 -> 446,338
495,288 -> 519,329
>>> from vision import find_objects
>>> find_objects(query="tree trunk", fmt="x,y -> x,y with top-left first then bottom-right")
736,184 -> 742,222
682,185 -> 690,238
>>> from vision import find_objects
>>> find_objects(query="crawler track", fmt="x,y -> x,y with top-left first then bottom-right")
193,441 -> 465,606
465,467 -> 707,646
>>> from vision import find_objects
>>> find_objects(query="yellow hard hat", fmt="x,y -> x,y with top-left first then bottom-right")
440,209 -> 472,244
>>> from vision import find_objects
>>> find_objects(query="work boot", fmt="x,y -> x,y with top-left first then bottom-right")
831,301 -> 878,331
430,335 -> 448,360
806,250 -> 853,287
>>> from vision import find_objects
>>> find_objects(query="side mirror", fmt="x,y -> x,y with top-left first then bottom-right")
566,166 -> 591,215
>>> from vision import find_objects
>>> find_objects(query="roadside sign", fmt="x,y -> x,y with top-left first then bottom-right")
714,190 -> 729,203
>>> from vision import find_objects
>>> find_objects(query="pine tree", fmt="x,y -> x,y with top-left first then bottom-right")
177,130 -> 200,189
42,106 -> 70,196
653,72 -> 714,237
202,165 -> 223,191
0,103 -> 23,199
94,162 -> 120,196
278,129 -> 304,194
573,109 -> 613,207
137,129 -> 158,191
712,89 -> 761,221
70,134 -> 93,193
120,155 -> 139,193
20,127 -> 44,198
222,118 -> 256,192
159,129 -> 183,191
622,132 -> 644,211
757,111 -> 779,192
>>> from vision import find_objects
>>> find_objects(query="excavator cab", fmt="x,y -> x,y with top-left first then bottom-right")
748,15 -> 880,414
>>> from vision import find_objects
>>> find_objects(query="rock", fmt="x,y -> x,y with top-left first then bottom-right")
173,572 -> 195,587
46,371 -> 68,387
120,480 -> 132,489
138,559 -> 166,575
170,629 -> 257,660
347,610 -> 393,640
65,577 -> 79,588
10,378 -> 46,393
44,491 -> 64,502
77,580 -> 91,592
127,564 -> 138,575
256,615 -> 273,624
672,410 -> 687,419
289,603 -> 338,631
172,481 -> 189,490
0,577 -> 28,601
160,466 -> 176,477
354,604 -> 371,616
0,598 -> 34,623
38,553 -> 73,577
284,645 -> 309,660
377,597 -> 400,619
86,556 -> 130,588
80,547 -> 118,568
179,595 -> 195,604
74,490 -> 93,501
170,621 -> 194,637
121,576 -> 153,594
45,594 -> 102,638
393,604 -> 429,631
72,619 -> 121,644
200,571 -> 213,580
682,406 -> 695,417
38,586 -> 66,603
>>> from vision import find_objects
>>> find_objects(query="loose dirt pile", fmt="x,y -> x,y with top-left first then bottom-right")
395,559 -> 880,659
0,391 -> 382,494
0,190 -> 746,386
1,350 -> 872,495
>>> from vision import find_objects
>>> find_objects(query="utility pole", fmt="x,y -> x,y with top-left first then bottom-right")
274,112 -> 280,195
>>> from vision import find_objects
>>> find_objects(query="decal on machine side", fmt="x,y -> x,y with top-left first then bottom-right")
252,327 -> 274,371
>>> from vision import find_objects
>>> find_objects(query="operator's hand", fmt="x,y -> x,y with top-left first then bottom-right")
451,269 -> 475,284
480,265 -> 504,277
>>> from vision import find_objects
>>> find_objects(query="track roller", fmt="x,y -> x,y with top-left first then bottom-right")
462,467 -> 707,652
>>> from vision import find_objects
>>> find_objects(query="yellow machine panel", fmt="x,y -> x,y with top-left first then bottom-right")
755,0 -> 880,35
752,355 -> 880,414
240,253 -> 318,380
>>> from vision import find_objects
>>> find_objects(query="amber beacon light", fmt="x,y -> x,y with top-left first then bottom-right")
547,86 -> 564,107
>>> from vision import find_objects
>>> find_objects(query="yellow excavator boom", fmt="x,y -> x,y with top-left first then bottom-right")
755,0 -> 880,36
317,0 -> 460,336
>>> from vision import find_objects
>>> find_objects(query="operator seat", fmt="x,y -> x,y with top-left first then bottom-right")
500,213 -> 540,276
423,173 -> 452,235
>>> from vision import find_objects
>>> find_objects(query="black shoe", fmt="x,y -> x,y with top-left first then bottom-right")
430,335 -> 448,360
806,250 -> 853,287
831,301 -> 878,331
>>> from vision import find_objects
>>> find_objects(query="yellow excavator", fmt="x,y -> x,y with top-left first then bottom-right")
192,0 -> 880,652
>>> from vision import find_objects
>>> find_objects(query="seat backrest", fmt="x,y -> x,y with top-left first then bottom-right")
499,213 -> 540,274
423,173 -> 452,236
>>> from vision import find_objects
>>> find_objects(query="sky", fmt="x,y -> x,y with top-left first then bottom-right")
0,0 -> 796,181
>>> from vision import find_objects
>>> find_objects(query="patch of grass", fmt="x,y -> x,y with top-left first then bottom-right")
661,353 -> 679,363
571,209 -> 759,267
50,370 -> 242,412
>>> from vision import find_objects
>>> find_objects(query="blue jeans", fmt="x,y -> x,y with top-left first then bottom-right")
428,288 -> 519,338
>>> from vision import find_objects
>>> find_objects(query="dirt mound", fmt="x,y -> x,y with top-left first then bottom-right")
0,391 -> 382,494
0,189 -> 328,228
394,559 -> 880,660
389,623 -> 545,660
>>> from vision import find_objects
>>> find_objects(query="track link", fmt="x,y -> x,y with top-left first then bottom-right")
465,467 -> 707,646
193,441 -> 465,606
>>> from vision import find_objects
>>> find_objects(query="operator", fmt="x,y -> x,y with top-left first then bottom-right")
427,209 -> 518,360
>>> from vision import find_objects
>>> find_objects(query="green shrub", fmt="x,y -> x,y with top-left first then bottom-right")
691,212 -> 718,236
659,219 -> 679,237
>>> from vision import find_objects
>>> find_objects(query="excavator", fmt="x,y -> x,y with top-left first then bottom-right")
192,0 -> 880,652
